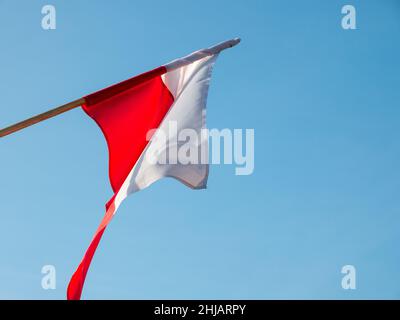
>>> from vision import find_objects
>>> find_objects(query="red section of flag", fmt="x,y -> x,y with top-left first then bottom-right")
68,69 -> 175,299
67,198 -> 115,300
82,68 -> 174,192
84,66 -> 167,106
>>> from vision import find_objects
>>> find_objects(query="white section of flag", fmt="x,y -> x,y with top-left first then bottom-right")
113,54 -> 218,210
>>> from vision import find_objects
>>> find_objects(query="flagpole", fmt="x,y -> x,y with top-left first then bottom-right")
0,38 -> 240,139
163,38 -> 241,71
0,98 -> 86,138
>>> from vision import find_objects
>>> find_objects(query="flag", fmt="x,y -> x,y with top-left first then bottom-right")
66,39 -> 239,300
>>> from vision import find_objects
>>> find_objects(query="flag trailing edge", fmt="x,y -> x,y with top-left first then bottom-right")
66,38 -> 240,300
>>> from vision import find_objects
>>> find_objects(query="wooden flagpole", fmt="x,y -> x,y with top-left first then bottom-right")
0,38 -> 240,139
0,98 -> 86,138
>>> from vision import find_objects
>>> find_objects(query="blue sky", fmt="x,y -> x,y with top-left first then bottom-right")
0,0 -> 400,299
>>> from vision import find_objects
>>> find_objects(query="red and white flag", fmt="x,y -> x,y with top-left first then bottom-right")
66,38 -> 240,299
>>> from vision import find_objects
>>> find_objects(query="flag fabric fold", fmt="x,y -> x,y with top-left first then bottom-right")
67,51 -> 219,300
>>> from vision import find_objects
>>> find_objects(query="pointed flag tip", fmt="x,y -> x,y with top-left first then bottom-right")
227,37 -> 241,48
233,37 -> 241,44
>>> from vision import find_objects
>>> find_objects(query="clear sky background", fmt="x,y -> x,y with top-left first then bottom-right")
0,0 -> 399,299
